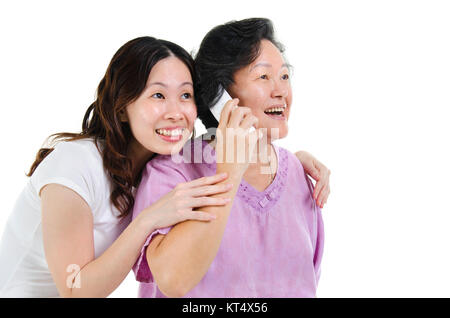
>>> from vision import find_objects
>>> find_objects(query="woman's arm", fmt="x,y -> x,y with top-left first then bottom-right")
41,184 -> 151,297
295,151 -> 331,208
41,175 -> 227,297
147,170 -> 242,297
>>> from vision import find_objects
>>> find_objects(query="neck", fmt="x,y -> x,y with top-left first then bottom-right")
246,139 -> 275,175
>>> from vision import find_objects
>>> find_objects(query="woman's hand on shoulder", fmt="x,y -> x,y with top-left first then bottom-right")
137,172 -> 233,229
295,151 -> 331,209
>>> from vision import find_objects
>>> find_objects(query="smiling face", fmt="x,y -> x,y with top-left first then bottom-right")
125,56 -> 197,156
228,39 -> 292,140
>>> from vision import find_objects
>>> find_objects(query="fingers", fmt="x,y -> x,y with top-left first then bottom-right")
316,184 -> 330,208
321,186 -> 330,207
239,112 -> 258,130
184,211 -> 217,222
313,178 -> 324,204
219,98 -> 239,127
249,128 -> 264,140
188,183 -> 233,197
186,196 -> 231,209
229,106 -> 252,128
313,170 -> 331,209
305,162 -> 320,182
182,173 -> 228,189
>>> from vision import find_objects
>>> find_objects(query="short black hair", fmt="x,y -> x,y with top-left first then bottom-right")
194,18 -> 284,128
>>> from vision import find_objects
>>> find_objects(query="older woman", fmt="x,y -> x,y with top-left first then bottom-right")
132,18 -> 326,298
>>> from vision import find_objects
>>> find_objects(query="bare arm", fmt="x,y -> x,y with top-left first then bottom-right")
41,184 -> 153,297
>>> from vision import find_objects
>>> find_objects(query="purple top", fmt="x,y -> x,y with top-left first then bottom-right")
132,138 -> 324,298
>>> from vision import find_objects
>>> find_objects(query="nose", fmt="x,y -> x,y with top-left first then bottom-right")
271,78 -> 288,99
163,101 -> 184,122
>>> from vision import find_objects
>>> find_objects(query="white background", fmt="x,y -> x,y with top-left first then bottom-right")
1,0 -> 449,297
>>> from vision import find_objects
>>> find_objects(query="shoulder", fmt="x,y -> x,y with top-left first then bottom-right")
52,138 -> 102,162
276,146 -> 306,177
33,138 -> 103,173
30,138 -> 107,207
275,145 -> 312,196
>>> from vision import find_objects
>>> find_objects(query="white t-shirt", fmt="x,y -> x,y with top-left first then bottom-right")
0,139 -> 132,297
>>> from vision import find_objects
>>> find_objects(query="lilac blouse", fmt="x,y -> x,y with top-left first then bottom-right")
132,138 -> 324,297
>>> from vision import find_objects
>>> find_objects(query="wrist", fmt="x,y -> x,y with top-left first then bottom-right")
133,210 -> 158,236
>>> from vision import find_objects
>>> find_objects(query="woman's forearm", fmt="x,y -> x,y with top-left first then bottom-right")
149,168 -> 243,297
67,214 -> 154,298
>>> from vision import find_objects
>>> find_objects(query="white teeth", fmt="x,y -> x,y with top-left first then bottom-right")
156,128 -> 184,136
265,106 -> 286,113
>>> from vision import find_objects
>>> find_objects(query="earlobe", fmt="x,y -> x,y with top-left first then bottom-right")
227,85 -> 237,99
119,110 -> 128,122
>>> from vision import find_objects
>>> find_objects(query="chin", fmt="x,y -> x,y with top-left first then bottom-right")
162,142 -> 185,156
265,124 -> 288,141
279,130 -> 288,139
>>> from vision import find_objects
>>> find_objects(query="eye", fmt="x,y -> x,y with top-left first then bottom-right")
181,92 -> 192,99
259,74 -> 268,80
281,74 -> 290,80
152,93 -> 164,99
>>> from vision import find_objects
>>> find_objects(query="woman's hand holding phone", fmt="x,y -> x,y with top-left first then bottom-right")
215,98 -> 262,178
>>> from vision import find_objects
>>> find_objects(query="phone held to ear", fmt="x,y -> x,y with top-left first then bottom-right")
210,88 -> 255,132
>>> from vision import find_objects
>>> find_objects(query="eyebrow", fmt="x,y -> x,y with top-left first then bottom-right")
147,81 -> 193,88
250,62 -> 291,71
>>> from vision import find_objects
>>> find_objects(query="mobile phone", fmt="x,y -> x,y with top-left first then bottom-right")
210,88 -> 232,122
210,88 -> 255,132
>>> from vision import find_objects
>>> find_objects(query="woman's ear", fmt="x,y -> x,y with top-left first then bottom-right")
119,110 -> 128,122
227,85 -> 237,99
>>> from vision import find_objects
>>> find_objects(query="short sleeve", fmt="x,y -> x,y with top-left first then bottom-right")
131,156 -> 188,283
30,140 -> 101,213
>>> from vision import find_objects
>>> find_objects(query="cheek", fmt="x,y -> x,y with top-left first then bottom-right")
185,104 -> 197,129
236,85 -> 268,112
286,88 -> 293,107
127,102 -> 160,131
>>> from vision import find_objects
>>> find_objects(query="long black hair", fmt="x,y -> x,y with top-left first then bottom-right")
194,18 -> 284,129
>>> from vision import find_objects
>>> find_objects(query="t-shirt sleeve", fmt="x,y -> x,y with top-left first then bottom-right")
30,141 -> 101,213
131,157 -> 188,283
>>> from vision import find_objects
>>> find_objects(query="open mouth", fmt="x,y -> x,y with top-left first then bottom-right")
264,105 -> 286,119
155,128 -> 186,142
